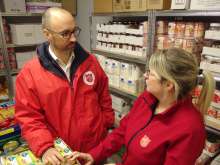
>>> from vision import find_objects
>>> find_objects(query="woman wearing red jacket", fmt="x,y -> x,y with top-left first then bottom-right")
69,48 -> 215,165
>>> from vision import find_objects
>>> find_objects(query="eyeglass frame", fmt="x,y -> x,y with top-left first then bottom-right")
144,69 -> 166,83
46,26 -> 81,39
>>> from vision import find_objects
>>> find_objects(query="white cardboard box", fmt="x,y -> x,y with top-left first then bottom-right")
202,47 -> 220,58
171,0 -> 191,9
34,24 -> 46,44
3,0 -> 26,13
10,24 -> 36,45
190,0 -> 220,10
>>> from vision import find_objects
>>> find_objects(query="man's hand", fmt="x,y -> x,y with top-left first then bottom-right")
66,151 -> 94,165
42,147 -> 64,165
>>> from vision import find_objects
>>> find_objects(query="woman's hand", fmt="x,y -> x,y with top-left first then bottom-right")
66,151 -> 94,165
42,147 -> 64,165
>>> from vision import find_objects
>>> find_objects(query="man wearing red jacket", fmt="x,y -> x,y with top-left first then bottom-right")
15,7 -> 114,165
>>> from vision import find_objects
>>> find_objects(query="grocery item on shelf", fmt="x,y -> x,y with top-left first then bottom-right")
96,21 -> 148,59
0,138 -> 81,165
0,77 -> 9,102
95,53 -> 145,95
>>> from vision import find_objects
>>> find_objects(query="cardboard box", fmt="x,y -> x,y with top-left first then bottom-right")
62,0 -> 77,15
123,0 -> 147,12
190,0 -> 220,10
94,0 -> 113,13
34,24 -> 46,44
2,0 -> 26,13
10,24 -> 36,45
148,0 -> 171,10
113,0 -> 124,12
171,0 -> 191,9
113,0 -> 147,12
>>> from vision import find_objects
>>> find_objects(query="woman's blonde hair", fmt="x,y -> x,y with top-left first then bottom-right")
149,48 -> 215,115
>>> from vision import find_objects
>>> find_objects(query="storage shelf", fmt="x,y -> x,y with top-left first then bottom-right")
0,71 -> 7,76
156,10 -> 220,17
92,49 -> 147,65
7,44 -> 38,48
6,43 -> 39,48
1,12 -> 42,17
205,126 -> 220,137
109,86 -> 137,100
10,69 -> 20,75
92,11 -> 149,17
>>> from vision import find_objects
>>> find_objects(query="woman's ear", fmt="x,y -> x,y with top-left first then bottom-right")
166,80 -> 175,92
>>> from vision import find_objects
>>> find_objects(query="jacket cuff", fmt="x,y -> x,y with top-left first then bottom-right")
35,142 -> 54,157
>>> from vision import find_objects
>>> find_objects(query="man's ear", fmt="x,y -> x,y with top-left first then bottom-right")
43,28 -> 50,40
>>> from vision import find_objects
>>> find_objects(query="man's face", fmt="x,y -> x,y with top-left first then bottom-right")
46,14 -> 78,52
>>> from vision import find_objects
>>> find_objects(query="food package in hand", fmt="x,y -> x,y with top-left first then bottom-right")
54,138 -> 81,165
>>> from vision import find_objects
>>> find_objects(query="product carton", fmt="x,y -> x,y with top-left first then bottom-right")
113,0 -> 124,12
123,0 -> 148,12
2,0 -> 26,13
94,0 -> 113,13
10,24 -> 36,45
62,0 -> 77,15
148,0 -> 171,10
171,0 -> 191,9
190,0 -> 220,10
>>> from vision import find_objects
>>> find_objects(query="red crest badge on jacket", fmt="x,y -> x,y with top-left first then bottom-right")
83,71 -> 95,85
140,135 -> 151,148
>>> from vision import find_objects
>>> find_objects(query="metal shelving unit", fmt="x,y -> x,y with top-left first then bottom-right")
92,49 -> 147,65
90,11 -> 152,99
109,86 -> 137,100
6,43 -> 39,48
0,12 -> 42,100
91,10 -> 220,137
206,126 -> 220,137
1,12 -> 42,17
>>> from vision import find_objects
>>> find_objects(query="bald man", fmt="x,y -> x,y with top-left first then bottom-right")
15,7 -> 114,165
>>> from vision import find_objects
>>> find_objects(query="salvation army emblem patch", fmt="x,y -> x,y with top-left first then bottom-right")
83,71 -> 95,85
140,135 -> 151,148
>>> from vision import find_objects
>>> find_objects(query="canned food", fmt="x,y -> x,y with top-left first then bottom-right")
168,22 -> 176,36
175,22 -> 186,37
182,39 -> 195,53
185,22 -> 195,37
174,38 -> 183,48
194,22 -> 205,38
157,21 -> 168,34
156,35 -> 169,50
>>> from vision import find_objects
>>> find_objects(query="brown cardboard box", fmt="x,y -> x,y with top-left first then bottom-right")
113,0 -> 124,12
62,0 -> 77,15
94,0 -> 113,13
148,0 -> 171,10
123,0 -> 148,12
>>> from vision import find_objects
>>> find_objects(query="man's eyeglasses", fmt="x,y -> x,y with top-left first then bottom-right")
47,26 -> 81,39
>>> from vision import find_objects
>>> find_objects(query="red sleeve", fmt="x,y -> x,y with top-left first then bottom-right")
89,113 -> 128,163
164,127 -> 205,165
96,60 -> 114,129
88,95 -> 143,163
15,69 -> 54,157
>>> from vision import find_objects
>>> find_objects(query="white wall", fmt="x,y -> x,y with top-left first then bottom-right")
75,0 -> 92,51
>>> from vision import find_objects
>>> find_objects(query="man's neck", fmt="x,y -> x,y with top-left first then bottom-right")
51,46 -> 72,65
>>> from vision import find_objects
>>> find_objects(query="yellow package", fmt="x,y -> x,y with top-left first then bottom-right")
54,138 -> 81,165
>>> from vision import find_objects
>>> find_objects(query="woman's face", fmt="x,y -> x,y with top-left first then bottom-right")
144,69 -> 166,98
